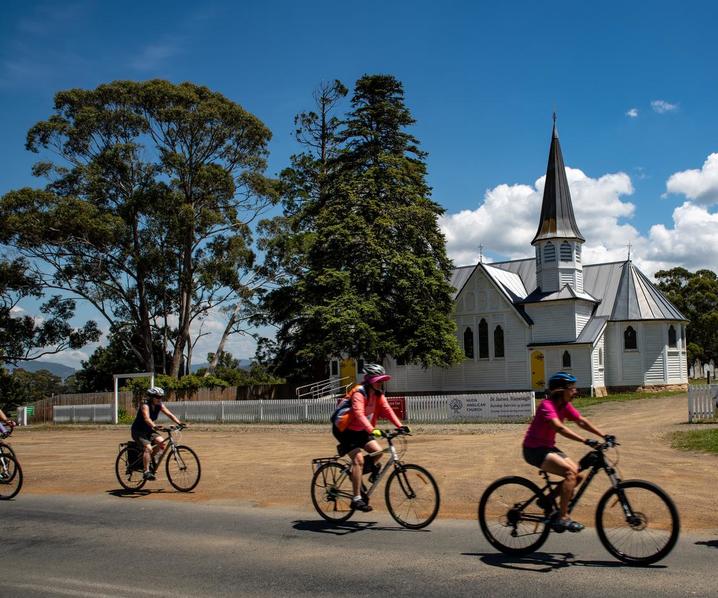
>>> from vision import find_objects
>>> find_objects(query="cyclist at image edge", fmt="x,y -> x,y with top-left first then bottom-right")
522,371 -> 613,532
0,407 -> 16,436
332,364 -> 409,513
131,386 -> 184,481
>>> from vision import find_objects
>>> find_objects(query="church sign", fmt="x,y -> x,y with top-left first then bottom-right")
446,392 -> 535,421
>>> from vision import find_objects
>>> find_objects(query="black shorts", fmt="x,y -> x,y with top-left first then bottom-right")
523,446 -> 566,468
332,426 -> 371,455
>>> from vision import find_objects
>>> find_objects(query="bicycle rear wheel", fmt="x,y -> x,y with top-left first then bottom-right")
385,463 -> 440,529
310,461 -> 355,523
596,479 -> 680,565
165,445 -> 201,492
115,446 -> 147,491
0,454 -> 23,499
478,476 -> 550,555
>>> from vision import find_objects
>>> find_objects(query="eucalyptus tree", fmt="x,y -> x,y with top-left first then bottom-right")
0,80 -> 275,377
0,256 -> 100,366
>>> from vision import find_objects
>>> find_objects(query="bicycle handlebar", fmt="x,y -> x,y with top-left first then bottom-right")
154,423 -> 187,432
380,428 -> 411,440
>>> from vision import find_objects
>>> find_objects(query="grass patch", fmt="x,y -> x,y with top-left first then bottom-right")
671,428 -> 718,454
573,390 -> 684,410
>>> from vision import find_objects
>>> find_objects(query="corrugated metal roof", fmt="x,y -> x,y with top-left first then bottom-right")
456,258 -> 686,323
449,265 -> 474,299
609,261 -> 687,321
576,316 -> 609,343
531,121 -> 585,244
483,263 -> 529,302
520,284 -> 598,304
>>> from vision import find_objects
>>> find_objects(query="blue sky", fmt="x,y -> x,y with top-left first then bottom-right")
2,0 -> 718,366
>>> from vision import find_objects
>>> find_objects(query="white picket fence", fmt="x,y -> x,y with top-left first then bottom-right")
688,385 -> 718,423
52,391 -> 536,424
54,404 -> 113,423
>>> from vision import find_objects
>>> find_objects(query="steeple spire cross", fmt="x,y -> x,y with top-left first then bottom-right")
627,242 -> 632,261
478,244 -> 484,264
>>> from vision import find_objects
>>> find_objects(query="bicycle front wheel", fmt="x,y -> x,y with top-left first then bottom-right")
115,446 -> 147,491
1,442 -> 17,460
478,476 -> 550,555
596,479 -> 680,565
165,445 -> 201,492
0,454 -> 23,499
311,462 -> 355,523
385,463 -> 440,529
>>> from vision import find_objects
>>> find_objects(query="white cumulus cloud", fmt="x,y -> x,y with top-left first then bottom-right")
665,153 -> 718,206
440,167 -> 638,267
651,99 -> 678,114
626,108 -> 639,118
441,156 -> 718,279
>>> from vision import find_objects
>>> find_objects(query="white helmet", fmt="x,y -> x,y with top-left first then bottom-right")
146,386 -> 165,398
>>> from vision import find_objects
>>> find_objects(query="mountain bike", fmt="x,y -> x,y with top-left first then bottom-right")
0,426 -> 22,500
115,424 -> 201,492
310,429 -> 440,529
478,438 -> 680,565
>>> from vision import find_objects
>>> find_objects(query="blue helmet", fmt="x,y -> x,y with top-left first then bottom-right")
548,372 -> 576,391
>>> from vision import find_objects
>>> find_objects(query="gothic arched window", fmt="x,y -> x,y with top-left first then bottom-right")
624,326 -> 637,350
479,319 -> 489,359
668,325 -> 677,348
598,347 -> 603,365
544,242 -> 556,263
463,327 -> 474,359
562,350 -> 571,368
560,241 -> 572,262
494,325 -> 504,358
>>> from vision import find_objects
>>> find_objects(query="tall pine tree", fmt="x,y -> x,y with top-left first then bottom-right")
262,75 -> 461,377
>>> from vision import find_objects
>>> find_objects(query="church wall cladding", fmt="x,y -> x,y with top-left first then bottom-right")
525,301 -> 577,344
604,320 -> 687,387
575,303 -> 593,336
541,345 -> 593,390
591,333 -> 606,386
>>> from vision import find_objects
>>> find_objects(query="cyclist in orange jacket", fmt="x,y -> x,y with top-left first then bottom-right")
331,364 -> 409,512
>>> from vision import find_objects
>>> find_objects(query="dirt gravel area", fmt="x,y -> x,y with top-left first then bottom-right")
6,395 -> 718,530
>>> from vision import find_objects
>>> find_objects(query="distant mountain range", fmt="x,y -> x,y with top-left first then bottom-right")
3,358 -> 252,380
5,360 -> 76,379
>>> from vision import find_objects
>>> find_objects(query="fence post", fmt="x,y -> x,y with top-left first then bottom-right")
260,399 -> 264,422
221,401 -> 225,423
688,387 -> 694,423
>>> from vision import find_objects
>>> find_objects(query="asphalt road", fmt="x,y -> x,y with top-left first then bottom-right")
1,494 -> 716,597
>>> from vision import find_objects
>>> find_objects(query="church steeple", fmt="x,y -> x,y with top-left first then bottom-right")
532,116 -> 585,293
531,115 -> 585,245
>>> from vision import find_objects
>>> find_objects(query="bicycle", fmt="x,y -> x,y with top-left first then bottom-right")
310,428 -> 440,529
478,438 -> 680,565
115,424 -> 201,492
0,426 -> 22,500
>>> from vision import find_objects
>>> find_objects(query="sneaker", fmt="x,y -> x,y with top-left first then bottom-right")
368,463 -> 381,483
551,518 -> 584,533
143,471 -> 156,481
351,497 -> 373,512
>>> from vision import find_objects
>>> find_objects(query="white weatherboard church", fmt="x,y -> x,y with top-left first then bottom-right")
385,121 -> 689,395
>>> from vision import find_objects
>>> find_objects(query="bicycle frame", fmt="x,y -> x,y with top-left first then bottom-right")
312,432 -> 404,498
537,446 -> 624,518
149,428 -> 180,470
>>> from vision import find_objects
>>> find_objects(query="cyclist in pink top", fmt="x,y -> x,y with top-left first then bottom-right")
331,364 -> 408,512
523,372 -> 610,532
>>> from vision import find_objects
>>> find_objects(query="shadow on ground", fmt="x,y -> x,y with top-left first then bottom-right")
292,519 -> 429,536
463,552 -> 666,572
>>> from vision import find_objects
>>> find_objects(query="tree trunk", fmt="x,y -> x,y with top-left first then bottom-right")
205,305 -> 241,375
